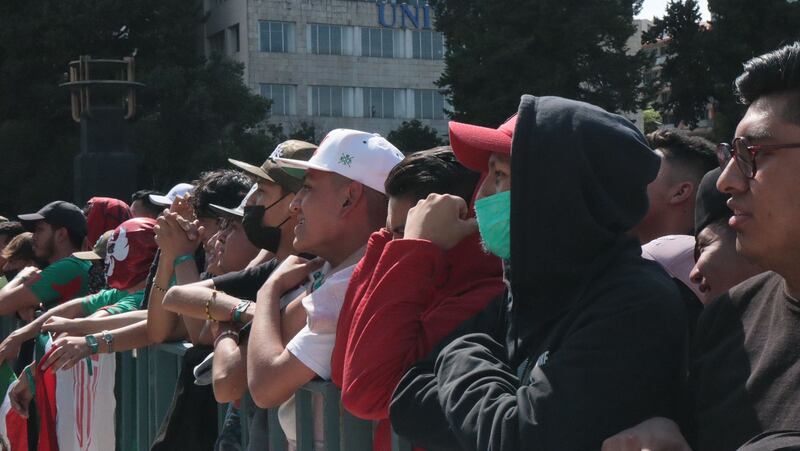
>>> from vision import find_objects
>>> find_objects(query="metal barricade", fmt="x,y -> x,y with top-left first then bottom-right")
114,342 -> 413,451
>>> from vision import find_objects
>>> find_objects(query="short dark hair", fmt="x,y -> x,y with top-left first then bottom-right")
130,190 -> 162,217
385,147 -> 481,204
42,221 -> 84,250
0,221 -> 25,242
647,129 -> 717,183
191,170 -> 251,218
735,41 -> 800,122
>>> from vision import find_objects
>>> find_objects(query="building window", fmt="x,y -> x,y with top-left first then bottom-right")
228,24 -> 240,53
360,27 -> 398,58
260,21 -> 295,53
260,84 -> 297,116
414,89 -> 446,120
208,31 -> 226,55
310,86 -> 355,117
412,30 -> 444,60
310,23 -> 350,55
363,87 -> 404,119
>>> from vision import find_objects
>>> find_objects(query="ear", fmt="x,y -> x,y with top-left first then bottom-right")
339,181 -> 364,217
669,181 -> 694,205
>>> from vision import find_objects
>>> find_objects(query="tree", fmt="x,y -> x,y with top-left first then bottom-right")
704,0 -> 800,140
267,121 -> 320,145
431,0 -> 647,126
0,0 -> 273,214
387,120 -> 446,155
643,0 -> 713,127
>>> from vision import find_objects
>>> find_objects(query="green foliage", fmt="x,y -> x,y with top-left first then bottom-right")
431,0 -> 647,126
267,121 -> 320,145
646,0 -> 800,137
704,0 -> 800,139
0,0 -> 272,214
387,120 -> 446,155
643,108 -> 663,134
643,0 -> 713,127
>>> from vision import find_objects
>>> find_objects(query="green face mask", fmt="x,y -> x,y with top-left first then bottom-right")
474,190 -> 510,260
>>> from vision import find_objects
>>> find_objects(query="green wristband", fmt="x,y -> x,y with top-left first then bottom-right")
85,334 -> 100,355
173,254 -> 195,268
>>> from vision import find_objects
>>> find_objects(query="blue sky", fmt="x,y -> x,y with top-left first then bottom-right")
636,0 -> 711,21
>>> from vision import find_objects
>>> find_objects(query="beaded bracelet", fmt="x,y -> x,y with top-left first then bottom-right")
152,282 -> 168,294
205,290 -> 218,321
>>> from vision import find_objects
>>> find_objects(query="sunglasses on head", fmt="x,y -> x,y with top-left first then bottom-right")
716,137 -> 800,179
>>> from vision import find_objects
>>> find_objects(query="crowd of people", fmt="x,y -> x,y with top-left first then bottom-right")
0,41 -> 799,451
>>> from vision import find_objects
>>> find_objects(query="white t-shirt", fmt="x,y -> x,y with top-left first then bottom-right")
279,248 -> 365,449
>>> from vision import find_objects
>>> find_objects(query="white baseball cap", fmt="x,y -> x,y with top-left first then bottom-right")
274,129 -> 404,194
149,183 -> 195,207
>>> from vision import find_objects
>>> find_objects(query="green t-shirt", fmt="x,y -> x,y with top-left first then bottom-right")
81,288 -> 145,316
29,256 -> 91,309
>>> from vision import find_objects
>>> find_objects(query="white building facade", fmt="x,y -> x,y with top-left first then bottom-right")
204,0 -> 449,140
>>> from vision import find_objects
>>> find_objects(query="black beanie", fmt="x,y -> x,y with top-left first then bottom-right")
694,167 -> 731,236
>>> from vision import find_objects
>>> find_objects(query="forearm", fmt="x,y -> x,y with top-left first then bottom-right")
163,285 -> 254,323
248,282 -> 285,375
173,254 -> 201,286
213,338 -> 248,403
147,257 -> 181,343
91,320 -> 153,353
0,285 -> 39,316
66,310 -> 147,335
16,298 -> 86,339
247,283 -> 301,407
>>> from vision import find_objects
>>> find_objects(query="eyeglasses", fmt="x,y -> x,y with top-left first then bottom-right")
716,137 -> 800,179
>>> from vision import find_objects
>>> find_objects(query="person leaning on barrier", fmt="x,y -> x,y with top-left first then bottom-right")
389,95 -> 688,450
159,141 -> 317,402
0,201 -> 91,317
246,129 -> 403,450
0,218 -> 158,371
146,170 -> 250,346
330,142 -> 506,451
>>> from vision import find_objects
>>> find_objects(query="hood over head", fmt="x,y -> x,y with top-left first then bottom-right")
509,95 -> 660,352
86,197 -> 132,249
104,217 -> 158,290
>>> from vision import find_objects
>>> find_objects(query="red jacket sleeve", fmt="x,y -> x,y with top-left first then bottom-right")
340,235 -> 504,420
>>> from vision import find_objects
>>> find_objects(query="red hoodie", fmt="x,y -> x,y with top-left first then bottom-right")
331,228 -> 504,451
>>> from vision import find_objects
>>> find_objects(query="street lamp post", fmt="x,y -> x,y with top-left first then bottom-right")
61,55 -> 145,205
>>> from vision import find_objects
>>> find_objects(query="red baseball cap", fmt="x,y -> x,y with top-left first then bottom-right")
448,114 -> 517,172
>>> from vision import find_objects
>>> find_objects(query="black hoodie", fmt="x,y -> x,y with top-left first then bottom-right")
389,96 -> 689,450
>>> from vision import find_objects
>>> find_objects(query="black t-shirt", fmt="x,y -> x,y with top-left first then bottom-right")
691,272 -> 800,450
211,259 -> 278,302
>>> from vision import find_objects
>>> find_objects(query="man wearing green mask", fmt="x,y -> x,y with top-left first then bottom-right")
390,96 -> 689,450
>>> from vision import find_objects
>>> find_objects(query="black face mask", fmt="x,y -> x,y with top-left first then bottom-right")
3,269 -> 20,282
242,195 -> 291,253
